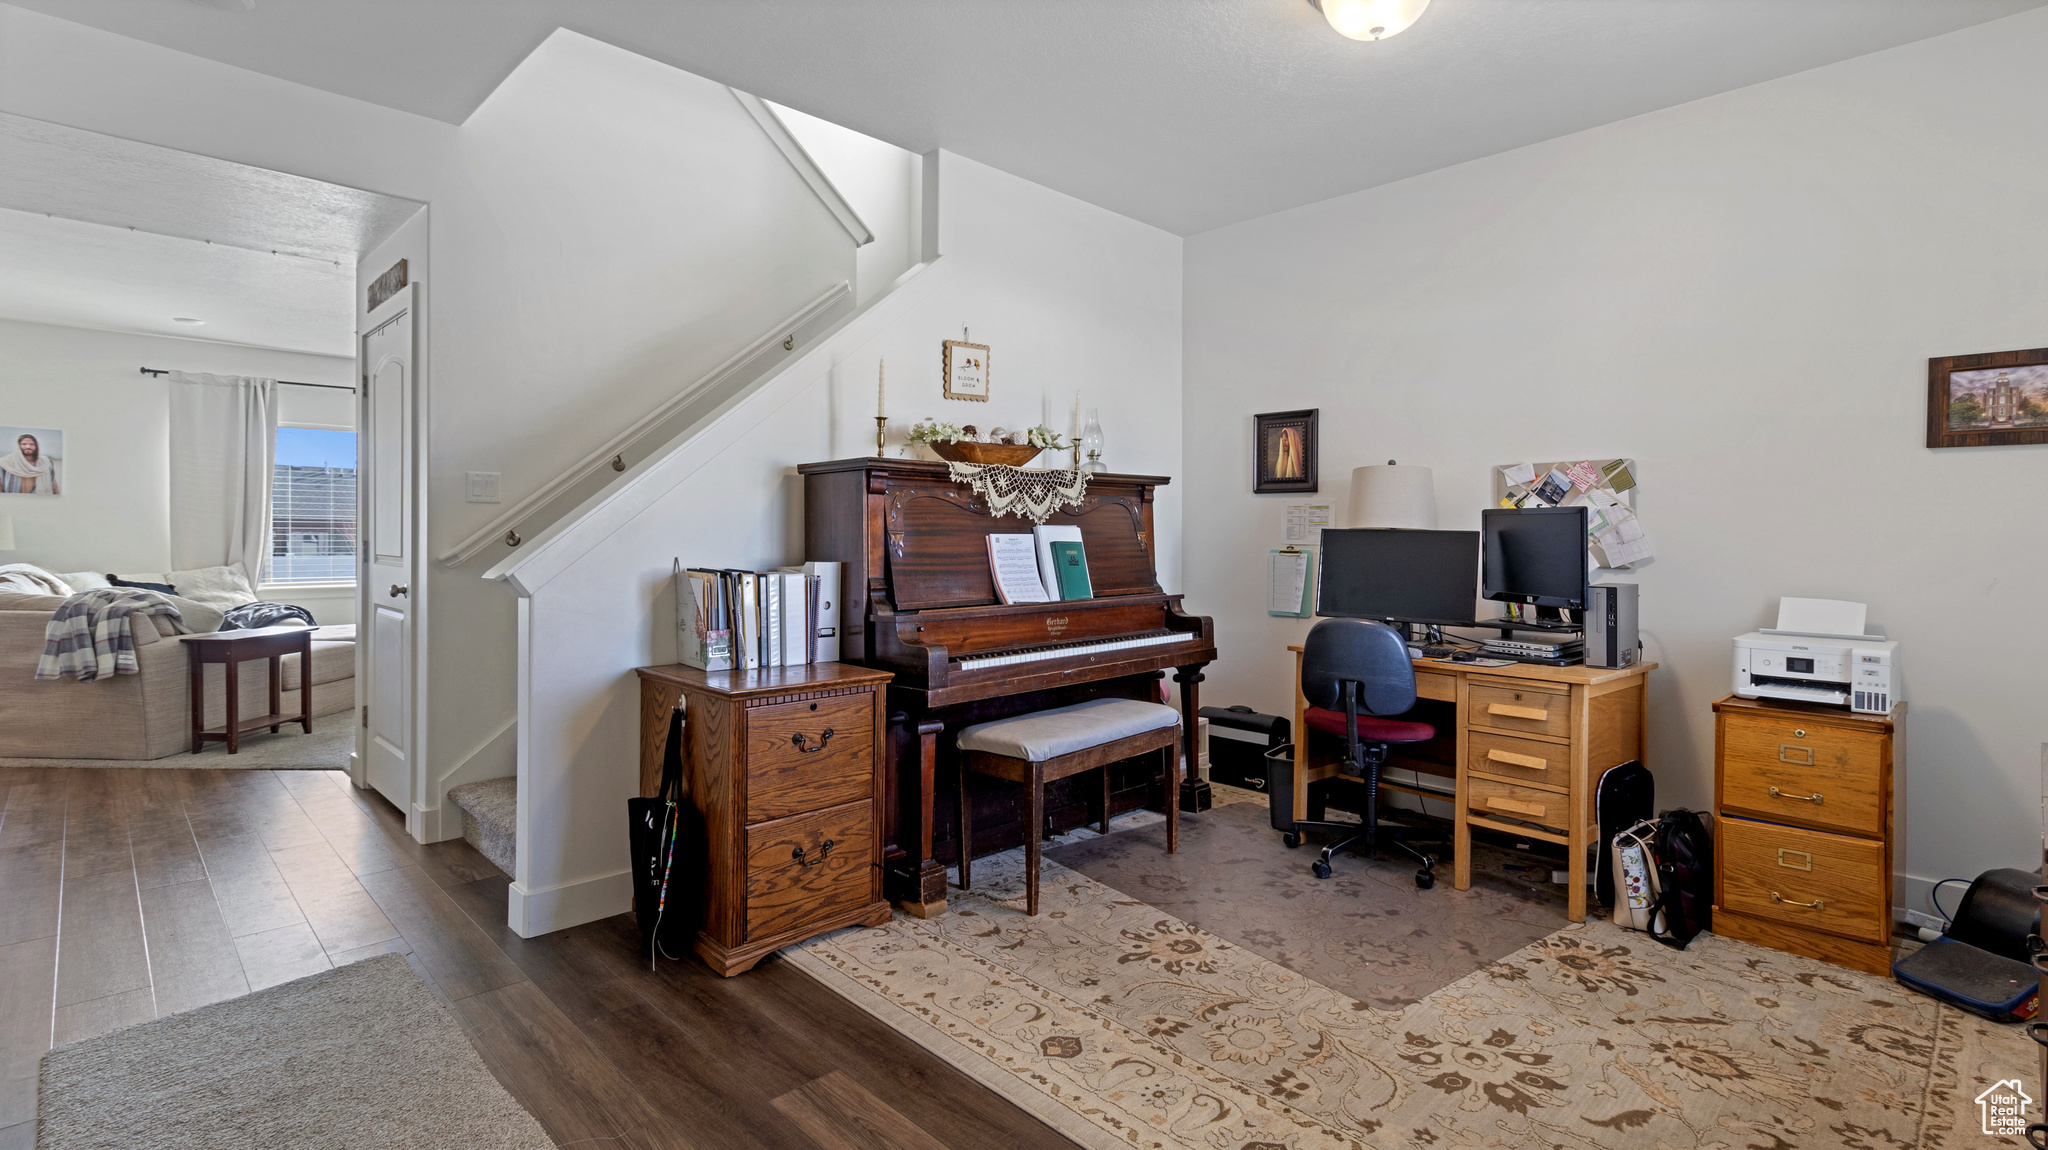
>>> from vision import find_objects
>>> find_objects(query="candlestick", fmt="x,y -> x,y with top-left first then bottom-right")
876,358 -> 886,417
875,415 -> 888,456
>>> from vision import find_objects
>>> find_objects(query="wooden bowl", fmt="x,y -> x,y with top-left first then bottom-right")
928,441 -> 1044,466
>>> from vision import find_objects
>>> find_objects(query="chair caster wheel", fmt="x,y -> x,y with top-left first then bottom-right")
1282,832 -> 1301,849
1312,860 -> 1332,880
1415,870 -> 1435,889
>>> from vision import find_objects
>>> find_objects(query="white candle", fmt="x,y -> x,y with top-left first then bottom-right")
1041,388 -> 1050,431
877,358 -> 886,417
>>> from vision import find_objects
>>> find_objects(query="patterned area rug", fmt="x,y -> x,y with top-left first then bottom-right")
785,832 -> 2026,1149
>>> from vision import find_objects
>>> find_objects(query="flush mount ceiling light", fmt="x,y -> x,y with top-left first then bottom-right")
1311,0 -> 1431,40
172,317 -> 205,325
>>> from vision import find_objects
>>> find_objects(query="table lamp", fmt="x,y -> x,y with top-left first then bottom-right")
1347,461 -> 1436,529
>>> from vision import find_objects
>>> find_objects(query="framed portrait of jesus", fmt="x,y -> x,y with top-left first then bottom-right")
1254,409 -> 1317,494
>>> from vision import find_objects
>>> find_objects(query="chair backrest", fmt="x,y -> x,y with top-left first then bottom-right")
1301,619 -> 1416,717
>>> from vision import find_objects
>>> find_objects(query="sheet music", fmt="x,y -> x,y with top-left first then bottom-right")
987,534 -> 1051,604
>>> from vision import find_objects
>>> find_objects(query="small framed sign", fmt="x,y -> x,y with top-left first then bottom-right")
1254,409 -> 1318,494
942,340 -> 989,402
1927,347 -> 2048,448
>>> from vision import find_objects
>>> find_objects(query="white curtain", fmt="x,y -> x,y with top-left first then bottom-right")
168,373 -> 278,587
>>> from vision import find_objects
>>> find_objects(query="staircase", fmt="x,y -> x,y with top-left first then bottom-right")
447,777 -> 517,877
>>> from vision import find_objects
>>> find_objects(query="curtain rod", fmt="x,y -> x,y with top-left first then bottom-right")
139,367 -> 354,392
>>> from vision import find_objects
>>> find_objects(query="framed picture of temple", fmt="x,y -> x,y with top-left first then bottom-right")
1254,409 -> 1318,494
0,427 -> 62,495
1928,348 -> 2048,448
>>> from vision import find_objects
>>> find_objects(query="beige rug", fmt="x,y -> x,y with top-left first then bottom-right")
786,843 -> 2028,1150
0,723 -> 352,770
37,953 -> 553,1149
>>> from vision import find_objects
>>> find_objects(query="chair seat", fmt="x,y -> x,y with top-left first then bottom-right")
1304,706 -> 1434,744
956,698 -> 1180,762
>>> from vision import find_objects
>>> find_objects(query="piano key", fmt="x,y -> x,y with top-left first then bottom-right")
954,631 -> 1195,670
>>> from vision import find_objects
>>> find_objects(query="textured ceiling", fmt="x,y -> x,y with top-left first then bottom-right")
8,0 -> 2042,234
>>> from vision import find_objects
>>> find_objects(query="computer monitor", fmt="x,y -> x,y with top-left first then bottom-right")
1482,506 -> 1590,610
1315,529 -> 1479,627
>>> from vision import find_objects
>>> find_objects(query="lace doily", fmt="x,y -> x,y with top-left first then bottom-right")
945,462 -> 1090,525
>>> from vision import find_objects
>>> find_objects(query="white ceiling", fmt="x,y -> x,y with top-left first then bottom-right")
8,0 -> 2043,234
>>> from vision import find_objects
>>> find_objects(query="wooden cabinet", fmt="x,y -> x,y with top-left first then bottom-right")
1712,695 -> 1904,976
635,662 -> 894,976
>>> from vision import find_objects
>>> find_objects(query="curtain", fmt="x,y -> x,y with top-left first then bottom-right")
168,373 -> 278,587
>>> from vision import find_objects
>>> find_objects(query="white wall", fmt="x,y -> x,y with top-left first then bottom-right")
771,101 -> 922,306
1182,8 -> 2048,907
0,317 -> 351,607
503,149 -> 1183,933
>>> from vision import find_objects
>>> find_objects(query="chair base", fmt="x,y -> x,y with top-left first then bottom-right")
1285,815 -> 1444,888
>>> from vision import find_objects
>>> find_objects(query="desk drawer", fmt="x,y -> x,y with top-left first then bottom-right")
1718,816 -> 1886,944
1720,713 -> 1882,837
1466,775 -> 1573,832
747,693 -> 874,822
1468,679 -> 1571,739
1467,730 -> 1567,792
745,800 -> 875,941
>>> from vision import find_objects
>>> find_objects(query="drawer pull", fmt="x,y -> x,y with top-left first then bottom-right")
1776,849 -> 1813,872
1769,891 -> 1824,911
1767,786 -> 1823,805
1488,703 -> 1549,722
1485,796 -> 1547,818
791,839 -> 835,868
789,728 -> 836,754
1777,744 -> 1814,765
1487,749 -> 1548,771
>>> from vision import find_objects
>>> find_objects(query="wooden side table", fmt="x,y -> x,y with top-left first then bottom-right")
182,626 -> 315,754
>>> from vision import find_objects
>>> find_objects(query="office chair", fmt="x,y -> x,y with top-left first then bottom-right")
1288,618 -> 1444,887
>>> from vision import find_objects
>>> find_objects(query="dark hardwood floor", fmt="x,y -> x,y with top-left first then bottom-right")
0,765 -> 1075,1150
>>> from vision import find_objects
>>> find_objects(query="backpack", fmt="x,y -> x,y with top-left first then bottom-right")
1646,809 -> 1714,950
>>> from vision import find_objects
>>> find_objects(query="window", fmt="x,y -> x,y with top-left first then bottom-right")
268,427 -> 357,585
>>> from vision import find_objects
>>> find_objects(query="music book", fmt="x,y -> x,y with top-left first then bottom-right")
1049,541 -> 1094,600
986,534 -> 1052,604
1031,525 -> 1083,597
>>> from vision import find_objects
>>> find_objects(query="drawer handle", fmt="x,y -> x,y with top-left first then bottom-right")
1769,891 -> 1824,911
1487,749 -> 1548,770
1778,744 -> 1814,766
1485,796 -> 1547,818
790,728 -> 836,754
791,839 -> 835,868
1767,786 -> 1823,805
1776,849 -> 1813,872
1488,703 -> 1549,722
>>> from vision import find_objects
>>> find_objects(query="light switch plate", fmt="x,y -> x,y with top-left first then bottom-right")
466,471 -> 501,503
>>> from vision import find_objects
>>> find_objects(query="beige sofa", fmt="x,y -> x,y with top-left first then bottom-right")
0,576 -> 357,760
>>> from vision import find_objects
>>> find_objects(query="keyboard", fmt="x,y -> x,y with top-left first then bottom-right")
955,631 -> 1195,671
1420,645 -> 1454,658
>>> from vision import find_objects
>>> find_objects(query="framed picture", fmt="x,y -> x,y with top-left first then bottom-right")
1928,348 -> 2048,448
0,426 -> 62,495
1254,409 -> 1318,494
942,340 -> 989,402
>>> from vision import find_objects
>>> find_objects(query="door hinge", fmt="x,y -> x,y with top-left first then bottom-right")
362,705 -> 369,728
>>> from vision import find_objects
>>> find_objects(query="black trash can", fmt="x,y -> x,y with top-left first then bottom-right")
1263,743 -> 1334,833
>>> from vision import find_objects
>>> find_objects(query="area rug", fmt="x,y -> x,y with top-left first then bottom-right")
36,953 -> 553,1150
0,723 -> 353,770
785,841 -> 2026,1150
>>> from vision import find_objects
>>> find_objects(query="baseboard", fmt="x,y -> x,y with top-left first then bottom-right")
408,802 -> 464,845
507,868 -> 633,938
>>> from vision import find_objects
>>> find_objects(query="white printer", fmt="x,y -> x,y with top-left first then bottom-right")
1733,597 -> 1899,716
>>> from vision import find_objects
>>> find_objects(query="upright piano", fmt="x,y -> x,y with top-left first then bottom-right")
799,457 -> 1217,916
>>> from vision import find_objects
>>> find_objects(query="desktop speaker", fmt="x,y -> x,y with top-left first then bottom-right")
1586,583 -> 1639,669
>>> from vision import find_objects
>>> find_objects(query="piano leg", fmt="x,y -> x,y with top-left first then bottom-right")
1174,666 -> 1213,816
894,718 -> 949,919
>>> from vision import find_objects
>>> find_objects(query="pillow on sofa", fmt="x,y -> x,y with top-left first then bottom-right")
163,566 -> 259,611
52,572 -> 109,593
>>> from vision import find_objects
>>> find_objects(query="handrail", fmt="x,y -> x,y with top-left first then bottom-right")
731,90 -> 873,248
436,280 -> 851,567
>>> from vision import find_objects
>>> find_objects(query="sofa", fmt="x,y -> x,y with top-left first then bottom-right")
0,564 -> 357,760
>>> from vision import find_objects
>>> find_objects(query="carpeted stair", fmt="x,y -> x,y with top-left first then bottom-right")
446,777 -> 516,877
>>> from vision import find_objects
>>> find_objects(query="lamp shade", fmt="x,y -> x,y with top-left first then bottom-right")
1347,463 -> 1436,529
0,516 -> 14,551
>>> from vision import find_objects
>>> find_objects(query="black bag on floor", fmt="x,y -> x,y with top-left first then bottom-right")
629,707 -> 691,962
1594,760 -> 1654,909
1646,809 -> 1713,950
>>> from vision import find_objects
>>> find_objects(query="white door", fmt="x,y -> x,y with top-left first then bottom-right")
361,286 -> 415,810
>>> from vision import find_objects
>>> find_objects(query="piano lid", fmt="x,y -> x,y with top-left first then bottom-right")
883,481 -> 1161,612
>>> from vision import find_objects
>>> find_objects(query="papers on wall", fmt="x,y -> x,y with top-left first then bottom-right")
1268,547 -> 1315,617
986,534 -> 1052,604
1495,457 -> 1653,570
1283,503 -> 1333,544
1774,597 -> 1868,638
1500,462 -> 1537,487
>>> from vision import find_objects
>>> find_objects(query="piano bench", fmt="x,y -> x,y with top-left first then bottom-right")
954,698 -> 1182,916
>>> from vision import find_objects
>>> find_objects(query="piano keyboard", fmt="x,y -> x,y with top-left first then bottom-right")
955,631 -> 1194,671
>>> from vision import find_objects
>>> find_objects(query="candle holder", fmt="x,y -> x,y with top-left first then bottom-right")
875,415 -> 888,456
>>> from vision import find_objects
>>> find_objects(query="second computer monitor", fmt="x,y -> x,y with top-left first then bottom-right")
1316,529 -> 1479,626
1482,506 -> 1590,610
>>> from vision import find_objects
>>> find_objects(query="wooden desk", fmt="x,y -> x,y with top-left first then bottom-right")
1288,647 -> 1656,922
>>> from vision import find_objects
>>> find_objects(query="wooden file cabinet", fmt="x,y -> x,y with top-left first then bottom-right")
635,663 -> 894,976
1711,695 -> 1905,976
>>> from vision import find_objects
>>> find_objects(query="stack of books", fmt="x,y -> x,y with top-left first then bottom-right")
673,560 -> 841,672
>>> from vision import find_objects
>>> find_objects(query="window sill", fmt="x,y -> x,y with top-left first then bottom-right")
258,582 -> 358,595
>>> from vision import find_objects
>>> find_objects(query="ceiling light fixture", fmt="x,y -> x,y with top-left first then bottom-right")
1311,0 -> 1431,41
172,317 -> 205,325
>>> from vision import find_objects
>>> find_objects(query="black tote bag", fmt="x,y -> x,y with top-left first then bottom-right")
629,707 -> 691,961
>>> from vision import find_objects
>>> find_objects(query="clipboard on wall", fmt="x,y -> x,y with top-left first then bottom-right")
1268,547 -> 1315,617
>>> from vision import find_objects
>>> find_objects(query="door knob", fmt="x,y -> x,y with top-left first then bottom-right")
389,583 -> 409,598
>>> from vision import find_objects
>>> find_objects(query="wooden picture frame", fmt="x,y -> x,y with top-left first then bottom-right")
1254,409 -> 1318,494
942,340 -> 989,402
1927,347 -> 2048,448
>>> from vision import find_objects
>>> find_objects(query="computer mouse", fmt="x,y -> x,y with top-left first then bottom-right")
1450,652 -> 1478,662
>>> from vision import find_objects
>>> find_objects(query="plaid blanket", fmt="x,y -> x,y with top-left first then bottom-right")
36,589 -> 188,683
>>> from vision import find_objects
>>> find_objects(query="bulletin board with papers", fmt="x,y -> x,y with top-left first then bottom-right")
1492,458 -> 1650,570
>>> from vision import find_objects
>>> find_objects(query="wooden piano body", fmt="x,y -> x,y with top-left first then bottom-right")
799,457 -> 1216,915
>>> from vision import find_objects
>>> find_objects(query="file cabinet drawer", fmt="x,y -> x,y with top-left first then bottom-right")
1719,709 -> 1883,837
745,800 -> 876,942
1718,815 -> 1886,945
1466,730 -> 1567,792
746,693 -> 874,822
1468,679 -> 1571,739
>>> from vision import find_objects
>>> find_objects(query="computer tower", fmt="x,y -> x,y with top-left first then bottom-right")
1586,583 -> 1639,668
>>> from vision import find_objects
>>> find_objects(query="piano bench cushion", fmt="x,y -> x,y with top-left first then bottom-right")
1304,707 -> 1435,745
956,698 -> 1181,763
